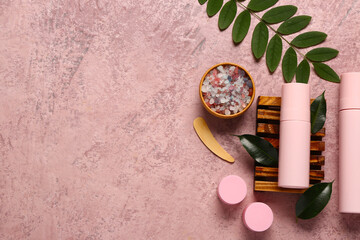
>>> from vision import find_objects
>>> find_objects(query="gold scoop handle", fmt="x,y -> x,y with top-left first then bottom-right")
193,117 -> 235,163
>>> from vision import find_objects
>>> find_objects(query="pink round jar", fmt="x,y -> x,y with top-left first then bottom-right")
217,175 -> 247,205
243,202 -> 273,232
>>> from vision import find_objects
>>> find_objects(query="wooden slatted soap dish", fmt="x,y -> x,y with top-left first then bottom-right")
254,96 -> 325,193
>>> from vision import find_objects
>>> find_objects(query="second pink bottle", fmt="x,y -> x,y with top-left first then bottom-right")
278,83 -> 310,189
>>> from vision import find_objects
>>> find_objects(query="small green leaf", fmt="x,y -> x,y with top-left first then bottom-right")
236,134 -> 278,167
291,31 -> 327,48
247,0 -> 279,12
232,10 -> 251,44
199,0 -> 207,5
296,60 -> 310,83
266,34 -> 282,73
311,91 -> 326,134
262,5 -> 297,24
313,62 -> 340,83
296,182 -> 333,219
282,47 -> 297,83
207,0 -> 224,17
306,48 -> 339,62
218,0 -> 237,30
277,16 -> 312,35
251,22 -> 269,59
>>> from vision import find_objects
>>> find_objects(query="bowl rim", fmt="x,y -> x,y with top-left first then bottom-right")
199,62 -> 256,119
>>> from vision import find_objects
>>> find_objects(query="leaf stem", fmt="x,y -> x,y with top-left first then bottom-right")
237,1 -> 308,61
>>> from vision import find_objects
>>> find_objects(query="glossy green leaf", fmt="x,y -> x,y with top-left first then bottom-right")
296,60 -> 310,84
207,0 -> 224,17
251,22 -> 269,59
247,0 -> 279,12
218,0 -> 237,30
306,48 -> 339,62
311,91 -> 326,134
236,134 -> 278,167
199,0 -> 207,5
232,10 -> 251,44
291,31 -> 327,48
282,47 -> 297,83
262,5 -> 297,24
277,16 -> 312,35
296,182 -> 333,219
266,34 -> 282,73
313,62 -> 340,83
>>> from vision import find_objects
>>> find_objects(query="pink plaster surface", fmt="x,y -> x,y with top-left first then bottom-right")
1,0 -> 360,239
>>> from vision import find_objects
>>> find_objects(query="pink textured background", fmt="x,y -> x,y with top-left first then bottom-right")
1,0 -> 360,239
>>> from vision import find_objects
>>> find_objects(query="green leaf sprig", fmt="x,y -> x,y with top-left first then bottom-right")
296,182 -> 333,219
235,134 -> 278,167
200,0 -> 340,83
199,0 -> 207,5
218,0 -> 237,30
311,91 -> 326,134
232,10 -> 251,43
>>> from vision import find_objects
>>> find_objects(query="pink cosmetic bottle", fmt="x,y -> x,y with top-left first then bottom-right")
278,83 -> 310,189
339,72 -> 360,213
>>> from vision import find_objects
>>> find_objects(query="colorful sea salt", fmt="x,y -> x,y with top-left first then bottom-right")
201,64 -> 254,115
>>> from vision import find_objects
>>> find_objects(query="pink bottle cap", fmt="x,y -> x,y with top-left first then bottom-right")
243,202 -> 273,232
280,83 -> 310,122
340,72 -> 360,110
217,175 -> 247,205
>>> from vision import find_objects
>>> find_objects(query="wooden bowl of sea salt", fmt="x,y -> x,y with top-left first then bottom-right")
199,63 -> 255,119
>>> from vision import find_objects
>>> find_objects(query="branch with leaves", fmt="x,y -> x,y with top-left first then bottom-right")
198,0 -> 340,83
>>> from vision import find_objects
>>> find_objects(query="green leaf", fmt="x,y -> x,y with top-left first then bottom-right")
282,47 -> 297,83
277,16 -> 312,35
296,182 -> 333,219
296,60 -> 310,83
251,22 -> 269,59
311,91 -> 326,134
306,48 -> 339,62
232,10 -> 251,44
247,0 -> 279,12
236,134 -> 278,167
218,0 -> 237,30
291,31 -> 327,48
199,0 -> 207,5
266,34 -> 282,73
262,5 -> 297,24
207,0 -> 224,17
313,62 -> 340,83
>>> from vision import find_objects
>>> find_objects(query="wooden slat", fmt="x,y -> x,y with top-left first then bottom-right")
310,155 -> 325,165
257,109 -> 280,120
258,96 -> 282,107
258,96 -> 315,107
257,122 -> 279,135
255,167 -> 324,180
310,141 -> 326,151
263,138 -> 325,151
257,123 -> 326,137
254,181 -> 309,193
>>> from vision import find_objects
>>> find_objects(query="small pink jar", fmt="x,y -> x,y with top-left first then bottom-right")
242,202 -> 273,232
217,175 -> 247,205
